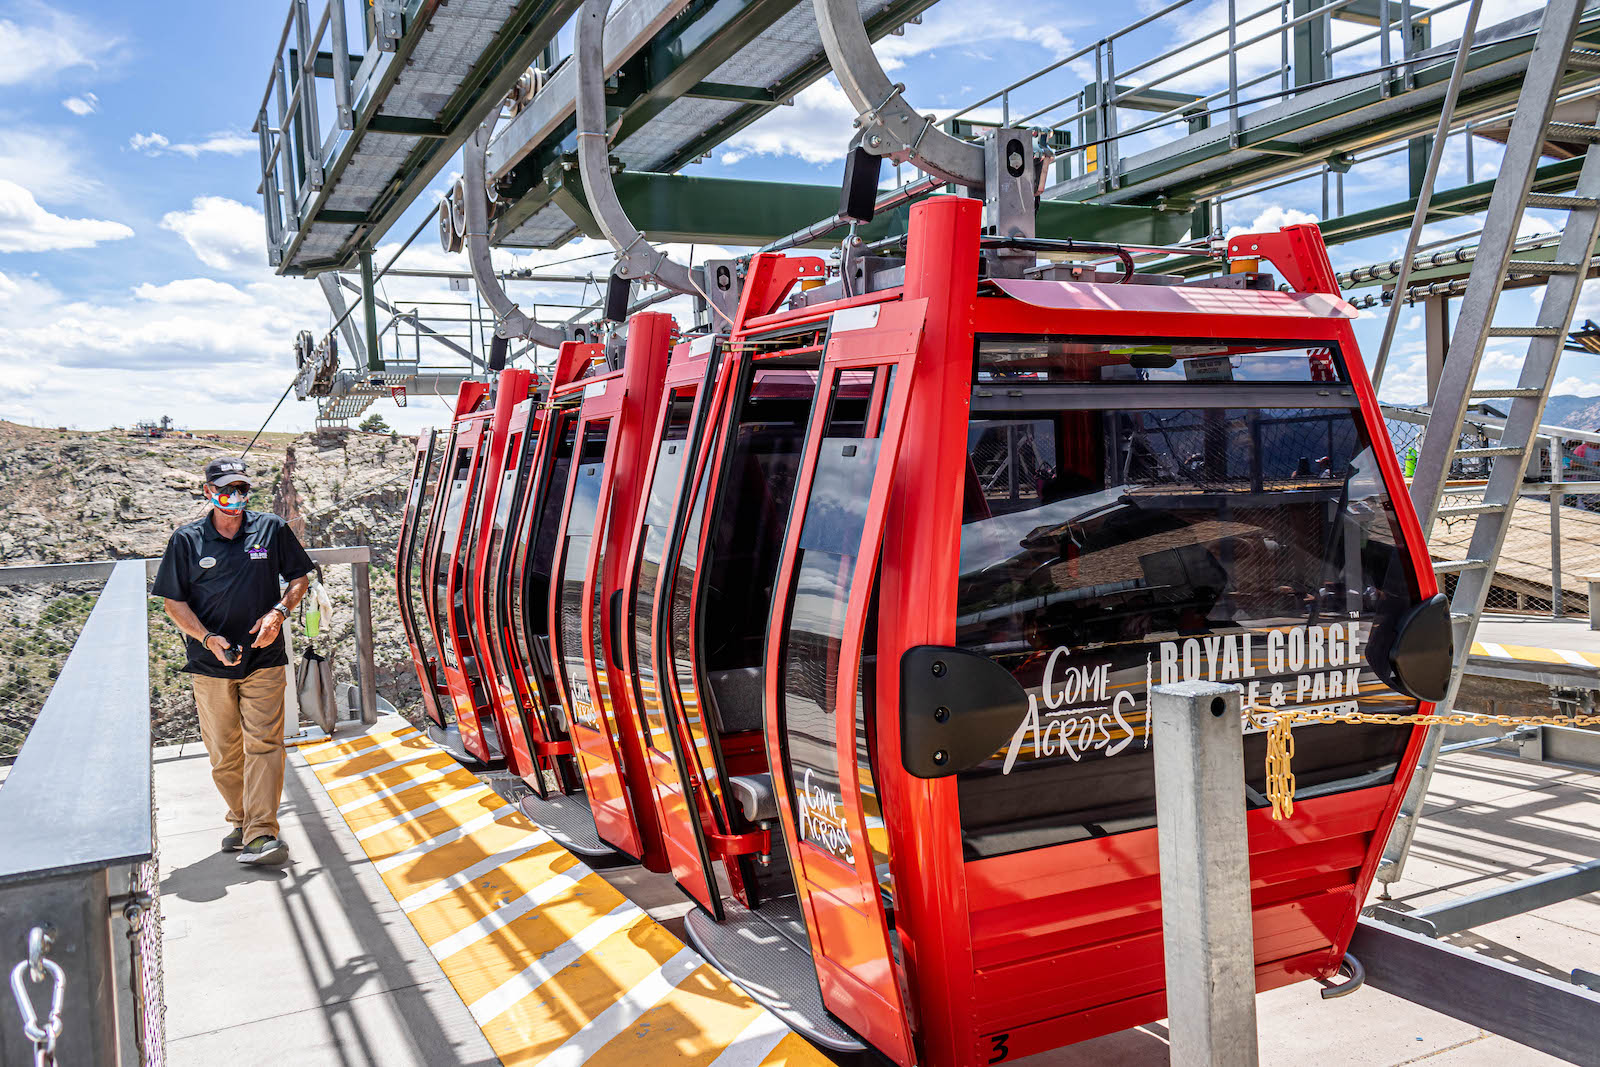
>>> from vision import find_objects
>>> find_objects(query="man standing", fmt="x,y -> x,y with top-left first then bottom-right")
153,458 -> 315,865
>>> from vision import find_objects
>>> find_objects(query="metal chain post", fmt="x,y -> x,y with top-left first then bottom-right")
9,927 -> 65,1067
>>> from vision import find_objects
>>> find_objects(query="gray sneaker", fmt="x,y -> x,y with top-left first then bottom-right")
237,836 -> 288,865
221,827 -> 245,852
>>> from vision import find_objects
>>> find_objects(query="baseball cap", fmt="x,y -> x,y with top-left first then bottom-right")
204,457 -> 253,489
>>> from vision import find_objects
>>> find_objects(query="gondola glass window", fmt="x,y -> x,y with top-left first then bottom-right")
434,445 -> 473,669
778,370 -> 877,869
556,426 -> 608,731
954,337 -> 1421,860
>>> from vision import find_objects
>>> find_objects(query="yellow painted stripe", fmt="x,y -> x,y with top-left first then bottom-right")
475,920 -> 687,1060
405,846 -> 590,950
1470,641 -> 1600,668
300,728 -> 413,763
581,961 -> 772,1066
294,726 -> 835,1067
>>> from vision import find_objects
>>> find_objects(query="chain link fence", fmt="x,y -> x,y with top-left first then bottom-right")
1382,408 -> 1600,618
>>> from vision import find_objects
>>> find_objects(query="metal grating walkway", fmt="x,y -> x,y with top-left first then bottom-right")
295,723 -> 831,1066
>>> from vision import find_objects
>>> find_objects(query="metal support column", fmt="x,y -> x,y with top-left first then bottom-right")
1550,435 -> 1565,616
1151,681 -> 1260,1067
359,246 -> 382,372
1292,0 -> 1331,87
352,560 -> 378,724
1423,294 -> 1450,399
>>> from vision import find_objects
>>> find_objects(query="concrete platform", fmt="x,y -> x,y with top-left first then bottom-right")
157,725 -> 1599,1066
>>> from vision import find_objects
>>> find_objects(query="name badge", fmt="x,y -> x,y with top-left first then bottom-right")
248,547 -> 268,560
198,556 -> 217,569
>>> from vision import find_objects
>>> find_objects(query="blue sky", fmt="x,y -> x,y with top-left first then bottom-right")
1,0 -> 1589,437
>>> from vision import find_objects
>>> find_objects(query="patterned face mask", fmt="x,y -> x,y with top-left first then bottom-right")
212,488 -> 249,513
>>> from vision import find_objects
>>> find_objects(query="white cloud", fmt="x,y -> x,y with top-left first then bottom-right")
61,92 -> 98,116
1551,376 -> 1600,399
132,278 -> 253,305
161,197 -> 267,273
0,128 -> 100,204
719,78 -> 860,166
0,6 -> 120,87
1226,204 -> 1319,241
130,131 -> 257,158
0,179 -> 133,253
877,4 -> 1087,70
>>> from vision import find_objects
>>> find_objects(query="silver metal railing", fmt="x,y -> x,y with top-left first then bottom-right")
0,561 -> 161,1065
1383,406 -> 1600,619
0,545 -> 380,1063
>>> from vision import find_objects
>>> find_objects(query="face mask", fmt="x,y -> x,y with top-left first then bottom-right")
212,489 -> 249,513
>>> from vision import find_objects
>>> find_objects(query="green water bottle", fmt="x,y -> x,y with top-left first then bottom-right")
1404,447 -> 1418,478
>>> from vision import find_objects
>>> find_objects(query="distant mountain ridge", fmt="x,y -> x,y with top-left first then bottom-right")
1533,395 -> 1600,433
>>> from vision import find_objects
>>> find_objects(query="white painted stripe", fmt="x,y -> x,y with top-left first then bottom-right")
336,763 -> 456,814
532,948 -> 704,1067
396,834 -> 549,912
1479,641 -> 1512,660
466,901 -> 642,1023
320,748 -> 438,787
1558,648 -> 1590,666
706,1011 -> 791,1067
428,860 -> 594,960
354,784 -> 493,841
373,804 -> 515,873
301,728 -> 415,758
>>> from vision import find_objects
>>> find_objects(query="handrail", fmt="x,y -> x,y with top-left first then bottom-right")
0,560 -> 151,885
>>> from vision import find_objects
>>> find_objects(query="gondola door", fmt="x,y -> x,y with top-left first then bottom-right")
763,301 -> 926,1065
439,415 -> 497,762
548,376 -> 650,858
398,429 -> 446,725
623,339 -> 726,914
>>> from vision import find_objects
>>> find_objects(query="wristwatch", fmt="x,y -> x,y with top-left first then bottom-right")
270,603 -> 289,620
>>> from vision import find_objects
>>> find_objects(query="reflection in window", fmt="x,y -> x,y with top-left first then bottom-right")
954,405 -> 1419,858
555,426 -> 608,729
779,372 -> 876,868
976,336 -> 1345,384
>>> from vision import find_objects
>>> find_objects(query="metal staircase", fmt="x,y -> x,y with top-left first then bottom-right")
1378,0 -> 1600,888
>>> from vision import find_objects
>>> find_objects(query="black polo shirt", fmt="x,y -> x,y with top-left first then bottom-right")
152,510 -> 316,679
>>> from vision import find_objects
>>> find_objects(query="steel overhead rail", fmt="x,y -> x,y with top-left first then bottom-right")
253,0 -> 582,277
484,0 -> 942,250
1042,3 -> 1600,211
573,0 -> 697,296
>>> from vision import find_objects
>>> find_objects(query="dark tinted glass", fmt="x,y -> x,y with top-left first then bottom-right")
634,395 -> 695,749
977,337 -> 1346,384
779,372 -> 876,869
954,404 -> 1420,859
510,417 -> 575,717
555,425 -> 608,730
402,437 -> 443,668
435,446 -> 473,668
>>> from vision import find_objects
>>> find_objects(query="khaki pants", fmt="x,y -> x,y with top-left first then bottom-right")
192,666 -> 288,842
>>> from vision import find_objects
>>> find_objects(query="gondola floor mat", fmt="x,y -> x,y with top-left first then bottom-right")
295,723 -> 832,1066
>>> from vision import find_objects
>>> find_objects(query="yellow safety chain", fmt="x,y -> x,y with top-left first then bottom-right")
1258,705 -> 1600,820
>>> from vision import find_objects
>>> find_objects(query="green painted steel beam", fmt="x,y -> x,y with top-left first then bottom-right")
539,168 -> 1193,248
490,0 -> 939,244
366,115 -> 449,138
683,80 -> 778,104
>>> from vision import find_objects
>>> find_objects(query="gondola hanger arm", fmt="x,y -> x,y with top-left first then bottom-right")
462,112 -> 568,351
575,0 -> 697,298
813,0 -> 985,189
